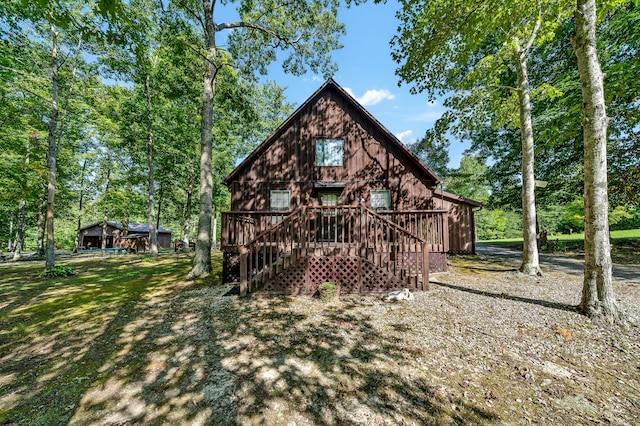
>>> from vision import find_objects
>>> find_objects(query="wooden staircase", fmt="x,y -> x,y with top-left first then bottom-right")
238,206 -> 429,296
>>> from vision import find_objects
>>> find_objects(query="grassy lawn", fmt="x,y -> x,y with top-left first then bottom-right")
480,229 -> 640,263
1,249 -> 638,425
0,252 -> 220,425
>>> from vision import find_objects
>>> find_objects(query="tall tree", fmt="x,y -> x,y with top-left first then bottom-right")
173,0 -> 356,279
391,0 -> 571,276
570,0 -> 623,322
412,131 -> 450,178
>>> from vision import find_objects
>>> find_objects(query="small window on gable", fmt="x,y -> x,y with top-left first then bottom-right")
370,190 -> 391,210
270,190 -> 290,212
316,139 -> 344,166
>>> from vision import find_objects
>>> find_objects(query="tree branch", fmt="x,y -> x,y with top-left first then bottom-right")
489,84 -> 518,92
215,21 -> 303,47
523,16 -> 541,55
172,0 -> 205,33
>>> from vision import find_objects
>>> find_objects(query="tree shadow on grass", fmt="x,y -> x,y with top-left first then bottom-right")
210,296 -> 498,425
1,257 -> 498,425
0,256 -> 203,425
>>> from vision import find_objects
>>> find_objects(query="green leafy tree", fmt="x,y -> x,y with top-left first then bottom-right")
411,131 -> 450,178
391,0 -> 572,275
172,0 -> 360,279
570,0 -> 625,322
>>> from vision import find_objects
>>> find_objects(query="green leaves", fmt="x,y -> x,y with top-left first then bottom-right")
225,0 -> 346,80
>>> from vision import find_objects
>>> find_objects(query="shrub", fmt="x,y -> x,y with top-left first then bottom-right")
42,266 -> 77,278
318,282 -> 338,302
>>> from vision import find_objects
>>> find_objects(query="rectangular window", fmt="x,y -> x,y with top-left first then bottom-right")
370,190 -> 391,210
316,139 -> 344,166
320,193 -> 338,207
270,190 -> 290,212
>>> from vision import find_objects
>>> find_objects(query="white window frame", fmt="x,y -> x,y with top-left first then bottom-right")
270,190 -> 291,212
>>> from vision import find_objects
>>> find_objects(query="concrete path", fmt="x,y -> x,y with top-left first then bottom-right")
475,243 -> 640,284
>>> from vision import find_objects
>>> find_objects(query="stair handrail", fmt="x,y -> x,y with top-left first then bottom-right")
359,206 -> 429,291
240,206 -> 304,249
362,207 -> 425,243
239,206 -> 306,296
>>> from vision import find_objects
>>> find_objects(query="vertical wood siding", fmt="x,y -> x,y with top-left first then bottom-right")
230,88 -> 435,213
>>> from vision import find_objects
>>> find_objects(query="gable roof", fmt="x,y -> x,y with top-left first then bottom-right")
434,189 -> 484,208
224,78 -> 442,187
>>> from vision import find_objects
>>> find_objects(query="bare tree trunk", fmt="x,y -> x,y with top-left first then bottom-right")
514,50 -> 541,276
145,73 -> 159,258
187,0 -> 216,279
45,25 -> 59,270
571,0 -> 623,323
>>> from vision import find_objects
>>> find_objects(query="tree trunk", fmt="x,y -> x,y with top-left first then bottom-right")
13,135 -> 32,260
102,168 -> 111,249
8,220 -> 14,252
45,25 -> 59,270
514,51 -> 541,276
571,0 -> 623,323
73,156 -> 88,253
145,73 -> 158,258
13,201 -> 25,261
156,180 -> 163,233
36,191 -> 46,257
212,209 -> 217,250
187,0 -> 216,279
182,164 -> 194,250
124,183 -> 132,237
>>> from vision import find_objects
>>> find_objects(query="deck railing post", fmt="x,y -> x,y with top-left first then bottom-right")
240,246 -> 248,297
356,206 -> 365,292
442,212 -> 449,253
421,240 -> 429,291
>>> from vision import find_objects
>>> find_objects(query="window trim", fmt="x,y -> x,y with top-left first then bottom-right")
270,190 -> 291,212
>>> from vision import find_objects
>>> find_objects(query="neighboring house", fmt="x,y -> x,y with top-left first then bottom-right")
77,221 -> 173,250
220,79 -> 481,296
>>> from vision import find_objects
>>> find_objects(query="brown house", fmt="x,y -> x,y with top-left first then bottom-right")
221,79 -> 481,296
77,221 -> 173,251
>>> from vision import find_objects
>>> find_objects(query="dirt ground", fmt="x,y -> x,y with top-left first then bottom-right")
1,248 -> 639,425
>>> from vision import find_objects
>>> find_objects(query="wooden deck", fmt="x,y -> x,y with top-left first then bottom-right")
221,208 -> 449,253
221,206 -> 441,296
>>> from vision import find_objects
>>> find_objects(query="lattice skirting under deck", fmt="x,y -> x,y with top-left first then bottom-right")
255,256 -> 414,295
223,251 -> 446,284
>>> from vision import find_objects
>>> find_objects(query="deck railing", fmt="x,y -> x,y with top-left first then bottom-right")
375,210 -> 449,253
238,206 -> 429,296
222,208 -> 448,253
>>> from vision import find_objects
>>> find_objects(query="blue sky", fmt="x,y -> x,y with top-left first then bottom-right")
253,1 -> 469,169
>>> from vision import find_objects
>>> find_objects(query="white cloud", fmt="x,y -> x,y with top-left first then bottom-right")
344,87 -> 356,98
304,75 -> 323,83
395,130 -> 414,144
409,111 -> 445,123
359,89 -> 396,106
427,99 -> 439,107
344,87 -> 395,106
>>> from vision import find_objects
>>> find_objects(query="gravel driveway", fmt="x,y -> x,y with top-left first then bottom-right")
475,243 -> 640,284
